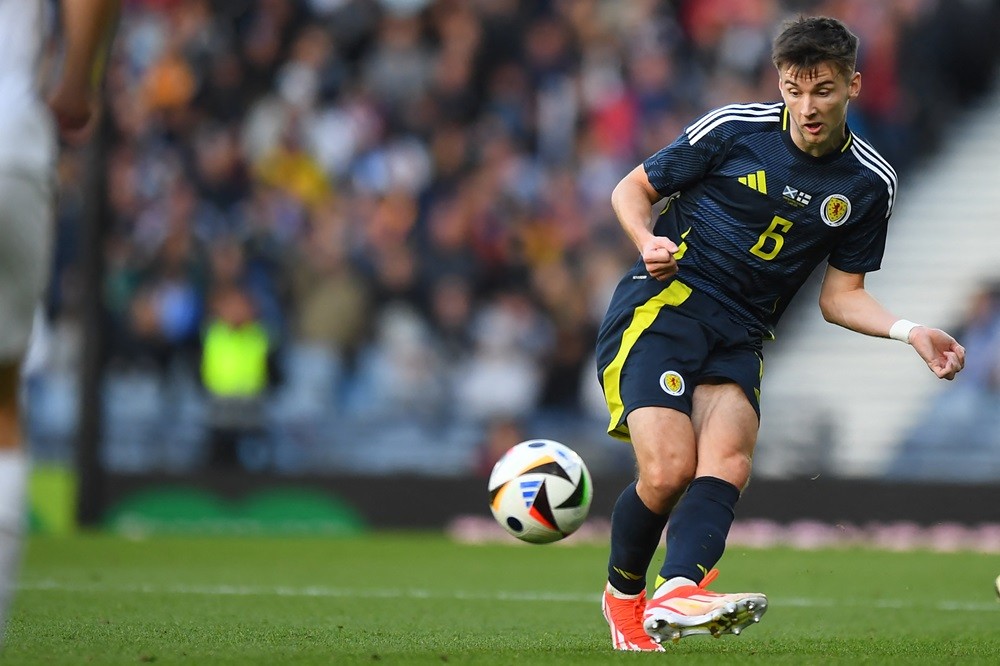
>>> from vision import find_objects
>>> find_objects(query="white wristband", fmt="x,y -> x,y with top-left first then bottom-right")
889,319 -> 920,344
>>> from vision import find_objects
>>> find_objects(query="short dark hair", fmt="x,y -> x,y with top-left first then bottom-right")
772,16 -> 859,79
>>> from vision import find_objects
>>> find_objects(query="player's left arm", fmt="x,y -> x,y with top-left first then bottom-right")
818,265 -> 966,380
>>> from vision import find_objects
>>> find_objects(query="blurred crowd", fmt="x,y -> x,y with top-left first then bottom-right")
30,0 -> 1000,473
889,282 -> 1000,482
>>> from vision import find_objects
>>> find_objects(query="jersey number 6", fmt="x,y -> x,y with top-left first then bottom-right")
749,215 -> 793,261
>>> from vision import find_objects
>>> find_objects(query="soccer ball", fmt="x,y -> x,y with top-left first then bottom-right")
487,439 -> 592,544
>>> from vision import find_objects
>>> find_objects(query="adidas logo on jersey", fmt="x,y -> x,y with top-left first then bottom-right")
782,185 -> 812,207
737,170 -> 767,194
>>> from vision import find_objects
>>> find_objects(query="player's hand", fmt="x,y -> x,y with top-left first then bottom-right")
909,326 -> 965,380
47,80 -> 97,143
640,235 -> 679,281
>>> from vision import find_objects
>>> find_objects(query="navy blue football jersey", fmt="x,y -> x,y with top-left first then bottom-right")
639,101 -> 897,338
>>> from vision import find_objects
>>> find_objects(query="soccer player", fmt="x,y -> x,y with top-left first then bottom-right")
597,16 -> 965,650
0,0 -> 120,646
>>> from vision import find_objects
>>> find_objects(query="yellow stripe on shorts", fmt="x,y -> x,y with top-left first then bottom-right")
602,280 -> 692,441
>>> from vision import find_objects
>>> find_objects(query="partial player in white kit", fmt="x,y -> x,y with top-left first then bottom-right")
0,0 -> 119,646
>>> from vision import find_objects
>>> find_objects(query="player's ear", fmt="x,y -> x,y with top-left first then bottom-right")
848,71 -> 861,101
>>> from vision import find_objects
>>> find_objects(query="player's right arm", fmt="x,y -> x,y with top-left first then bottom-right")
48,0 -> 121,135
611,165 -> 679,281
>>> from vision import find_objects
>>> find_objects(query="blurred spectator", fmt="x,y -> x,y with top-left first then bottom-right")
122,223 -> 206,371
951,282 -> 1000,393
200,283 -> 277,469
453,289 -> 552,421
288,200 -> 371,362
349,302 -> 447,418
255,124 -> 331,207
426,274 -> 474,360
474,416 -> 527,478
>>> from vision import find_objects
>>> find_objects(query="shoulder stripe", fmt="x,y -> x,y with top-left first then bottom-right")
686,102 -> 784,136
850,144 -> 896,218
688,111 -> 782,146
851,135 -> 898,182
851,136 -> 898,203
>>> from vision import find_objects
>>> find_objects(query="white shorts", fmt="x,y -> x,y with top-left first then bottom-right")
0,172 -> 53,360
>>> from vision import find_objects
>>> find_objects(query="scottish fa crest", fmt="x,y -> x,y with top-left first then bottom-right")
659,370 -> 685,396
821,194 -> 851,227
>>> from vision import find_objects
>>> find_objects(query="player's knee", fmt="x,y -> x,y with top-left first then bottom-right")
637,456 -> 695,512
700,451 -> 753,490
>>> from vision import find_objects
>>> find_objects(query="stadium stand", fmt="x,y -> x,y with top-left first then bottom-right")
24,0 -> 1000,478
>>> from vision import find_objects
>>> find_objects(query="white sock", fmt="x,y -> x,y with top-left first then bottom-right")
0,449 -> 28,646
652,576 -> 698,599
605,582 -> 641,599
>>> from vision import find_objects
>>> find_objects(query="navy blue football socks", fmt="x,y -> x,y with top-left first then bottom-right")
659,475 -> 740,584
607,481 -> 669,595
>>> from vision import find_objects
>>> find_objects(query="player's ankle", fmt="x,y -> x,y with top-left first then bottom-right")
653,577 -> 697,598
606,582 -> 641,599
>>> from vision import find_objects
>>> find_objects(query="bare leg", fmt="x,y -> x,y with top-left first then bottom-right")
691,382 -> 758,489
626,405 -> 698,514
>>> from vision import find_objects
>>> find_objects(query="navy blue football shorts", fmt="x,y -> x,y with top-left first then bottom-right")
595,277 -> 763,442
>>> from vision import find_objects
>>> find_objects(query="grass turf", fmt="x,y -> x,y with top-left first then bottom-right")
5,532 -> 1000,664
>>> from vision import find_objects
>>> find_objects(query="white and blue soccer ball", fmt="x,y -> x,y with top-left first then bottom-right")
487,439 -> 593,544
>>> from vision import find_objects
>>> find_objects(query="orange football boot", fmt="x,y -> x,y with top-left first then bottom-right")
601,588 -> 665,651
642,569 -> 767,644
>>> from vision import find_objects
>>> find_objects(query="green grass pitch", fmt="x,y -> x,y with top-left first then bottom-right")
6,532 -> 1000,664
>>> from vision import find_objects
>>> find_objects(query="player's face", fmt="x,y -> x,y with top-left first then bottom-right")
779,62 -> 861,157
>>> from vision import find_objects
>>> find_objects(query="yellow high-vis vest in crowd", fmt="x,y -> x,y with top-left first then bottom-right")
201,321 -> 269,397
